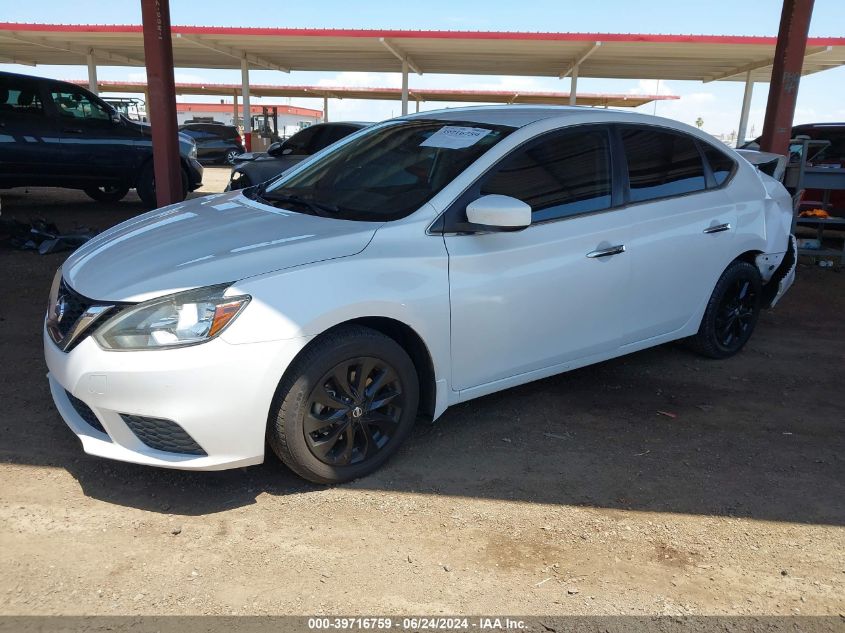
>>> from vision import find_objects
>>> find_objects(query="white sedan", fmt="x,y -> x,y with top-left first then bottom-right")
44,106 -> 796,483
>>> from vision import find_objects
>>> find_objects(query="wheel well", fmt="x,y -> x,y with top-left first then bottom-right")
344,317 -> 437,420
736,250 -> 763,266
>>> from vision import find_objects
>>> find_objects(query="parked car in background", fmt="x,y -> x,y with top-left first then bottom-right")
0,70 -> 203,207
179,122 -> 245,164
45,106 -> 795,484
227,121 -> 368,190
741,122 -> 845,208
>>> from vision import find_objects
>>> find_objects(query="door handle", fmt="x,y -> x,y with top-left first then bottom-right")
586,244 -> 626,258
703,223 -> 731,234
62,128 -> 83,134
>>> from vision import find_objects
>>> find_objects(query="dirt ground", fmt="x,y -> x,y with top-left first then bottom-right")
0,168 -> 843,616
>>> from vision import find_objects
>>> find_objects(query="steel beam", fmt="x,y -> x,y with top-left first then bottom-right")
761,0 -> 815,156
86,50 -> 98,95
0,33 -> 144,66
569,65 -> 578,106
705,45 -> 830,82
401,59 -> 409,115
560,42 -> 601,79
241,56 -> 252,150
736,71 -> 754,146
176,33 -> 289,72
140,0 -> 182,207
379,38 -> 422,75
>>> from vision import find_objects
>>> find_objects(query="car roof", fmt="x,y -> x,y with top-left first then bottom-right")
400,104 -> 708,135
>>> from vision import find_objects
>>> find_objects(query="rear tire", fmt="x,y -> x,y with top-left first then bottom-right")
224,149 -> 241,165
84,184 -> 129,203
136,163 -> 189,209
268,325 -> 419,484
688,260 -> 762,359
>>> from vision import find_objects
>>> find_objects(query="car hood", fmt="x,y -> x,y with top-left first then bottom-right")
234,151 -> 277,163
62,192 -> 380,302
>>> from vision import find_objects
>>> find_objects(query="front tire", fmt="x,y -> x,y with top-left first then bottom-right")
268,325 -> 419,484
224,149 -> 240,165
688,260 -> 762,359
136,163 -> 189,208
84,184 -> 129,203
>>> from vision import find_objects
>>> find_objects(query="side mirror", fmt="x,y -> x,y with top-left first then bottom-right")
465,194 -> 531,231
110,111 -> 122,125
266,141 -> 282,155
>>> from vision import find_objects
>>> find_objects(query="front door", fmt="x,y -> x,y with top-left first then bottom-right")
49,86 -> 138,184
444,126 -> 632,392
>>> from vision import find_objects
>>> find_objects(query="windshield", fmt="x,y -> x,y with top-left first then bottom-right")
247,119 -> 514,221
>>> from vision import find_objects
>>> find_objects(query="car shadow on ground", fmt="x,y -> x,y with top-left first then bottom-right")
1,190 -> 843,525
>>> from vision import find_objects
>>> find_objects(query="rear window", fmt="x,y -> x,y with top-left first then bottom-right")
0,79 -> 44,117
701,144 -> 736,186
621,128 -> 707,202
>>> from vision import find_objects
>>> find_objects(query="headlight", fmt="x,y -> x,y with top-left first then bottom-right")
189,143 -> 198,159
93,284 -> 250,351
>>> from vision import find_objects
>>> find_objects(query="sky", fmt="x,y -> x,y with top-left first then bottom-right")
2,0 -> 844,139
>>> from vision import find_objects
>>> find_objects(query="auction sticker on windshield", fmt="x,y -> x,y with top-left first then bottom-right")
420,126 -> 492,149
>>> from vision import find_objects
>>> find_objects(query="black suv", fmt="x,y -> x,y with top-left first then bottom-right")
0,71 -> 203,207
179,123 -> 244,164
227,121 -> 368,190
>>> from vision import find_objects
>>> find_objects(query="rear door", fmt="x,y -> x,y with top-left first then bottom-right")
0,75 -> 60,185
49,85 -> 138,184
615,126 -> 738,344
444,126 -> 633,392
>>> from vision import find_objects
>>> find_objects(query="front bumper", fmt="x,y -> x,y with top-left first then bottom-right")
44,326 -> 307,471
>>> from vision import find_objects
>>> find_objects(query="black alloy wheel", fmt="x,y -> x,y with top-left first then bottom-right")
688,260 -> 762,359
224,149 -> 240,165
714,278 -> 758,350
267,325 -> 419,484
304,357 -> 404,466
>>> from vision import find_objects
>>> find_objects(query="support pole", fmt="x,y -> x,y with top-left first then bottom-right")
241,56 -> 251,151
140,0 -> 182,207
323,96 -> 328,122
86,49 -> 98,95
233,90 -> 238,127
415,100 -> 420,113
760,0 -> 815,156
569,65 -> 578,106
401,60 -> 409,115
737,70 -> 754,147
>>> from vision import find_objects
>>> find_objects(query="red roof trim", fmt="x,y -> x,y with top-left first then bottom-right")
3,23 -> 844,46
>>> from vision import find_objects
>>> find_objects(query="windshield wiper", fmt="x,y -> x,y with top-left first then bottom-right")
259,190 -> 340,217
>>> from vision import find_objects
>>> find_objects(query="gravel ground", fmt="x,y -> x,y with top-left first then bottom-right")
0,170 -> 843,616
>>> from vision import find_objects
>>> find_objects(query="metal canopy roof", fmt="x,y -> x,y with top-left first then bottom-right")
2,23 -> 844,83
75,79 -> 678,108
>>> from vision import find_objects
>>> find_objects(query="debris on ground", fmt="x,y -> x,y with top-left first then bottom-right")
0,217 -> 97,254
656,410 -> 678,419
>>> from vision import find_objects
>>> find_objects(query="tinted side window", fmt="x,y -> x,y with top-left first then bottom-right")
51,89 -> 110,121
701,144 -> 736,186
481,129 -> 612,222
0,78 -> 44,117
320,125 -> 356,147
621,128 -> 706,202
284,125 -> 323,155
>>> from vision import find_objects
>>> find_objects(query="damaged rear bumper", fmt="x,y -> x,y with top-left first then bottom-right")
760,234 -> 797,308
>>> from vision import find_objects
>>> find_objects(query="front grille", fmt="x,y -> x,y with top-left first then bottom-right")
56,280 -> 94,339
65,390 -> 106,434
50,280 -> 124,353
120,414 -> 207,456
